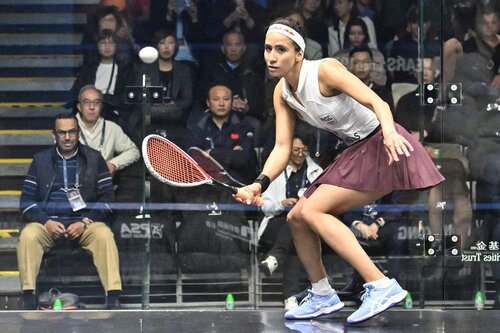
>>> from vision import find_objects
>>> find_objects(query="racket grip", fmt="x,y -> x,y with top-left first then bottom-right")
236,189 -> 264,207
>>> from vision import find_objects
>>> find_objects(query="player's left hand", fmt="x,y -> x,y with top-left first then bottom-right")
383,131 -> 413,165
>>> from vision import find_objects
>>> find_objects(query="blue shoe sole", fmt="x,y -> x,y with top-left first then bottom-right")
284,301 -> 345,320
347,290 -> 407,324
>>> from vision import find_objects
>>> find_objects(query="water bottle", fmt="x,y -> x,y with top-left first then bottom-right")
225,293 -> 235,310
474,291 -> 485,310
404,292 -> 413,309
53,298 -> 63,311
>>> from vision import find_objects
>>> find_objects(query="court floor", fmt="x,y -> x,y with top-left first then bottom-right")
1,308 -> 497,333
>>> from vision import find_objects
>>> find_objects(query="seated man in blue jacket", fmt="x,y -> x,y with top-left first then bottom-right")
17,113 -> 122,310
187,81 -> 257,185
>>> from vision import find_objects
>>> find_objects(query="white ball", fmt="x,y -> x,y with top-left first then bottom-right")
139,46 -> 159,64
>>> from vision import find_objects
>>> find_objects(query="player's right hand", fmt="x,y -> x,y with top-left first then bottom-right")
235,183 -> 263,206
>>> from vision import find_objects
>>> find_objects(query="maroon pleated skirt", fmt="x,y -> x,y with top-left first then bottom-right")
304,123 -> 445,197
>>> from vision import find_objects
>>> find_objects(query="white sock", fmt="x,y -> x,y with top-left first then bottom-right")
311,277 -> 333,295
367,277 -> 392,289
264,256 -> 278,274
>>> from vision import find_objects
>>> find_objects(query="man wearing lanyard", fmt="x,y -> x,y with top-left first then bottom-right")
17,113 -> 122,310
76,85 -> 140,177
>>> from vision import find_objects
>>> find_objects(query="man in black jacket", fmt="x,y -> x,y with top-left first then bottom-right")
17,113 -> 122,310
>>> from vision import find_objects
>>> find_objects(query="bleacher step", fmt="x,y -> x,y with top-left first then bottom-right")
0,55 -> 82,68
0,0 -> 98,4
0,129 -> 53,146
0,77 -> 74,91
0,275 -> 21,295
0,190 -> 20,207
0,33 -> 82,46
0,104 -> 65,112
0,159 -> 31,177
0,13 -> 87,25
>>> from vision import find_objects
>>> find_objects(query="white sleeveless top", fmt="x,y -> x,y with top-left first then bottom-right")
282,59 -> 379,146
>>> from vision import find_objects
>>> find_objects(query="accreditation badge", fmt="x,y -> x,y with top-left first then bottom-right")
66,189 -> 87,211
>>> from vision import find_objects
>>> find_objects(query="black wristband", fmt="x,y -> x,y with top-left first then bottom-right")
254,174 -> 271,193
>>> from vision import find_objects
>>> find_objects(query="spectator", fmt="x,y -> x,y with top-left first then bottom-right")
340,193 -> 406,296
386,5 -> 440,84
146,0 -> 201,74
218,0 -> 266,44
356,0 -> 374,19
285,10 -> 324,60
441,0 -> 478,83
187,82 -> 257,185
258,133 -> 323,309
72,29 -> 136,131
394,57 -> 473,249
76,85 -> 139,175
200,0 -> 267,65
75,85 -> 140,203
80,5 -> 141,65
349,45 -> 394,112
118,0 -> 151,22
326,0 -> 377,57
476,151 -> 500,308
452,8 -> 500,102
17,113 -> 121,310
198,30 -> 265,136
98,0 -> 150,44
334,17 -> 387,86
128,28 -> 193,150
371,0 -> 412,48
267,0 -> 297,23
162,82 -> 257,274
297,0 -> 329,56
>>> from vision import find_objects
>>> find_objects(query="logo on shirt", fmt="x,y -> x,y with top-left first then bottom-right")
319,114 -> 337,126
230,133 -> 240,140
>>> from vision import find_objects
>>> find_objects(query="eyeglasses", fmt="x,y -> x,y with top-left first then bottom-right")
80,99 -> 102,107
55,129 -> 79,138
291,148 -> 309,156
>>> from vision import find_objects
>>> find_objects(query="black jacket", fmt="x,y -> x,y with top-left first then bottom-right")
136,60 -> 193,128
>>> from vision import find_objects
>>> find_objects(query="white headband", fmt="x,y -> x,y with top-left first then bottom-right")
267,24 -> 305,52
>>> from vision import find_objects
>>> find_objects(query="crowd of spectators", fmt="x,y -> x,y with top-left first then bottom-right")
17,0 -> 500,309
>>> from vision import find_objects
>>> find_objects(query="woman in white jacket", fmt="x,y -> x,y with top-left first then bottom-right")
258,134 -> 323,309
327,0 -> 378,57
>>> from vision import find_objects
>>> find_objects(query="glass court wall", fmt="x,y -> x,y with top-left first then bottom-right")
0,0 -> 498,310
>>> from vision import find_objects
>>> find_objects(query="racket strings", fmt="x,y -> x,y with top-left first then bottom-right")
147,138 -> 206,184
